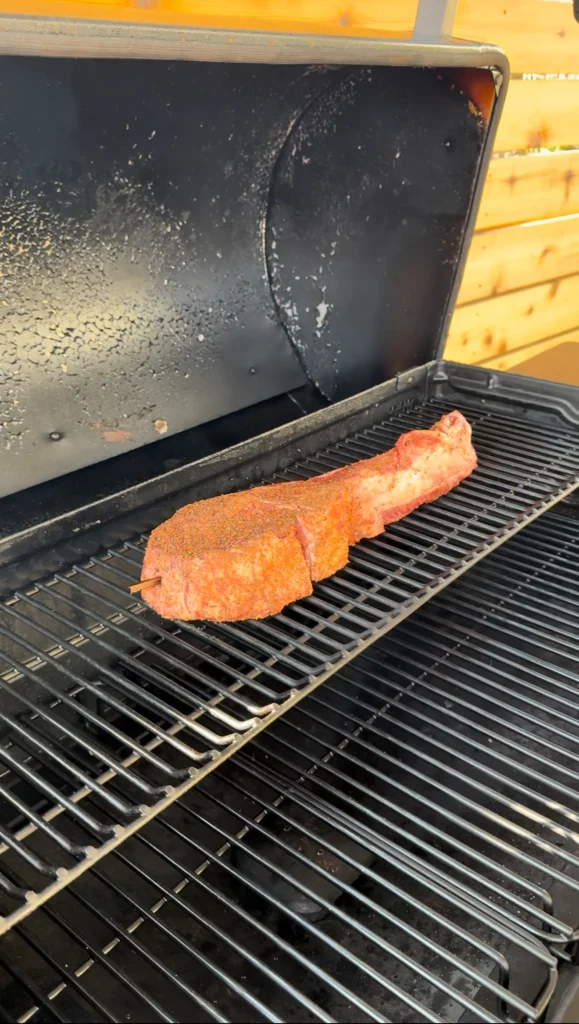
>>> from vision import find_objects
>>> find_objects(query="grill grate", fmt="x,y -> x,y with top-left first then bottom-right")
4,509 -> 579,1021
0,400 -> 577,936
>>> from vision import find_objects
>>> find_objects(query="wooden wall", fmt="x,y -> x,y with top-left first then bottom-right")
446,70 -> 579,371
5,0 -> 579,372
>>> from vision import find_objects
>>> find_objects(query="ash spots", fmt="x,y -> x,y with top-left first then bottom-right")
316,300 -> 329,332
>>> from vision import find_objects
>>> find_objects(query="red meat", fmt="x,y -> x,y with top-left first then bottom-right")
140,410 -> 476,621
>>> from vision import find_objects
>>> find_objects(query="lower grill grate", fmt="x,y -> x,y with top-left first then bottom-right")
0,399 -> 577,935
2,509 -> 579,1021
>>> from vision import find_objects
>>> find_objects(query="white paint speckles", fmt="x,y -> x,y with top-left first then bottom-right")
316,300 -> 329,331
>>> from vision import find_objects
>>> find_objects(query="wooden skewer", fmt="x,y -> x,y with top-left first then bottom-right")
129,576 -> 161,595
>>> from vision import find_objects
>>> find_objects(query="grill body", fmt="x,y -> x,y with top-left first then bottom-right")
0,360 -> 579,1018
3,12 -> 579,1024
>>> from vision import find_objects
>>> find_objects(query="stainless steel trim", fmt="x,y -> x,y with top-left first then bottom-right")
0,16 -> 507,68
413,0 -> 459,39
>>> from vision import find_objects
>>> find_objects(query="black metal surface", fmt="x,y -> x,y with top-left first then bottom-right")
266,66 -> 484,400
0,396 -> 576,937
546,966 -> 579,1023
0,383 -> 326,568
5,509 -> 579,1021
0,56 -> 490,495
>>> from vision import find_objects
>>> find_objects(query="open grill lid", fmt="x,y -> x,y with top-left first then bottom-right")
0,16 -> 506,497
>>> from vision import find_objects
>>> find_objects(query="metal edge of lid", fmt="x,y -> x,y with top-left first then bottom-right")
0,15 -> 509,71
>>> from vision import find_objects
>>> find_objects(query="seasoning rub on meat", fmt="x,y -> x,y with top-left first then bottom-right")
137,411 -> 476,621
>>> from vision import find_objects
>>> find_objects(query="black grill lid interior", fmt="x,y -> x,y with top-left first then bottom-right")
0,56 -> 496,495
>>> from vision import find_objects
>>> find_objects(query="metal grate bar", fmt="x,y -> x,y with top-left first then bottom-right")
88,858 -> 328,1023
170,785 -> 520,993
339,649 -> 579,816
31,902 -> 184,1024
142,817 -> 503,1020
252,710 -> 579,904
234,751 -> 559,938
6,509 -> 579,1018
0,400 -> 576,937
0,780 -> 541,1022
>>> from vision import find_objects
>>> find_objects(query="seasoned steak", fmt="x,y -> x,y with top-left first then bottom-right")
140,411 -> 476,621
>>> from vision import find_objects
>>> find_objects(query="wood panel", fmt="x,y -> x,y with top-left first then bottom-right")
3,0 -> 579,73
477,330 -> 579,372
0,1 -> 418,34
445,273 -> 579,364
456,0 -> 579,76
495,78 -> 579,153
457,214 -> 579,305
476,151 -> 579,230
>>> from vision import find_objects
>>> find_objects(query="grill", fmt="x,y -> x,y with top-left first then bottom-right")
0,394 -> 577,937
2,507 -> 579,1023
3,17 -> 579,1023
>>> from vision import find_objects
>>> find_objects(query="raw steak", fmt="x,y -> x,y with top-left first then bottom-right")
140,410 -> 476,621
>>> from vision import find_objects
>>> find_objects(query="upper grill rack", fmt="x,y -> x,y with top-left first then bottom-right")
0,398 -> 577,936
4,509 -> 579,1023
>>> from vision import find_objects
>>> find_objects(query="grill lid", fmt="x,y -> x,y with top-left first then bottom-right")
0,31 -> 505,496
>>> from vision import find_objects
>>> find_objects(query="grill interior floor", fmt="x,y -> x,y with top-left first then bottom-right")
2,507 -> 579,1022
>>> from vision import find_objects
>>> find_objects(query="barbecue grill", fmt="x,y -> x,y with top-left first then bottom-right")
1,4 -> 579,1022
